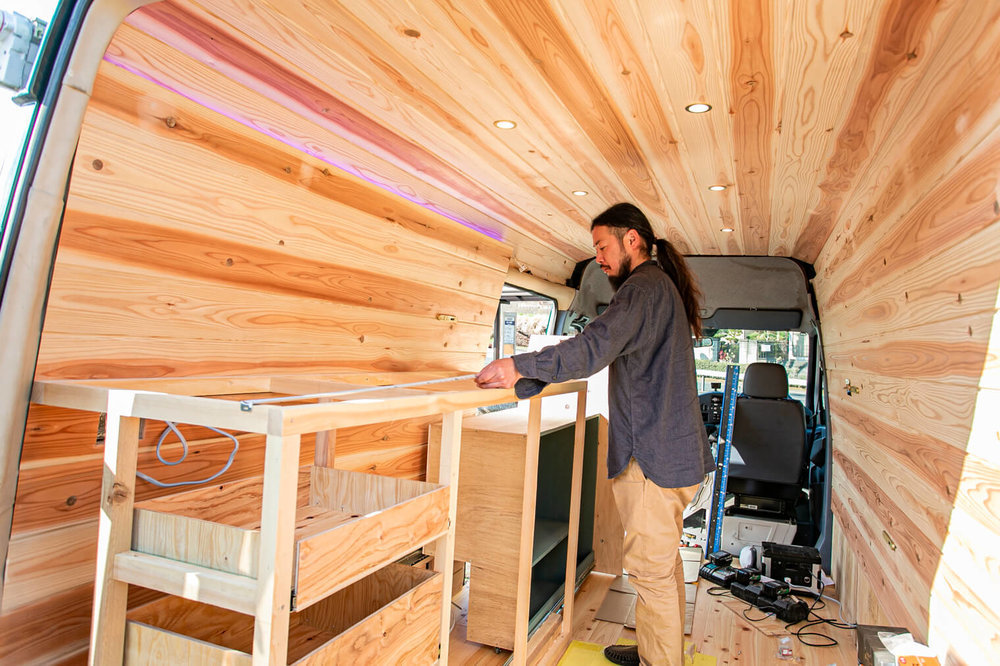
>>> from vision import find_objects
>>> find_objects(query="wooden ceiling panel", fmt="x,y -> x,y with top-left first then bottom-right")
767,0 -> 880,256
104,0 -> 1000,278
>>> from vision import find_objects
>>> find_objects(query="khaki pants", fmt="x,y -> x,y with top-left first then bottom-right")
612,459 -> 700,666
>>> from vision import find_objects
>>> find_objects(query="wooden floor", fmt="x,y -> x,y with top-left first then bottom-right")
450,572 -> 859,665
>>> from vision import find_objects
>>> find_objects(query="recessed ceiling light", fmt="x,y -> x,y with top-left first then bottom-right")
493,119 -> 517,129
572,190 -> 588,196
685,103 -> 712,113
708,185 -> 727,191
721,227 -> 734,233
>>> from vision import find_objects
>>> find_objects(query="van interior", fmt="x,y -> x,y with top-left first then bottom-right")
0,1 -> 997,664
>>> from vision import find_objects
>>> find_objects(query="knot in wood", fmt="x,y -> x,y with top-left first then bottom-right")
109,482 -> 131,504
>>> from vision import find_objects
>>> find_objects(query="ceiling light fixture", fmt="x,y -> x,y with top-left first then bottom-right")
572,190 -> 588,196
685,103 -> 712,113
493,119 -> 517,129
708,185 -> 727,191
721,227 -> 734,233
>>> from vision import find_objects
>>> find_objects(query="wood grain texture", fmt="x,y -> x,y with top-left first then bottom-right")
728,0 -> 774,255
768,0 -> 880,255
793,0 -> 960,261
7,0 -> 1000,663
123,564 -> 441,665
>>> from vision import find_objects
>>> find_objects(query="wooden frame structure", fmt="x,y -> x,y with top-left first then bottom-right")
30,374 -> 587,665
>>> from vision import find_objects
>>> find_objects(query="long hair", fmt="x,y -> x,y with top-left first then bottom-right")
591,202 -> 703,337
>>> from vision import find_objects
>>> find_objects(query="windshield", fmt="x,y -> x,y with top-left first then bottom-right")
693,329 -> 809,402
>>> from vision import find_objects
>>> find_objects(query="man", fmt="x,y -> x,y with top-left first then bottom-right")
475,203 -> 713,666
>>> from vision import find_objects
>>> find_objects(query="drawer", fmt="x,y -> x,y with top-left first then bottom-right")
124,563 -> 442,664
131,465 -> 449,608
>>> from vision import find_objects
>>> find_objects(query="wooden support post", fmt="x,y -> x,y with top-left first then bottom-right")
430,410 -> 462,665
560,389 -> 588,638
511,397 -> 543,665
252,432 -> 301,666
90,393 -> 142,666
313,398 -> 336,468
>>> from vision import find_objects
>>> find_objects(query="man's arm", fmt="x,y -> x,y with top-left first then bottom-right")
475,357 -> 522,389
475,282 -> 650,393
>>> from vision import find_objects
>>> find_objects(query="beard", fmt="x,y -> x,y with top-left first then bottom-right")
607,253 -> 633,291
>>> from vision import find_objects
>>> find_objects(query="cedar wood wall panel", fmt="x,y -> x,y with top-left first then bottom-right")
811,0 -> 1000,658
0,19 -> 509,663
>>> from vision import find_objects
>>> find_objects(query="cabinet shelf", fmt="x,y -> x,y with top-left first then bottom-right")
532,520 -> 570,566
30,373 -> 588,665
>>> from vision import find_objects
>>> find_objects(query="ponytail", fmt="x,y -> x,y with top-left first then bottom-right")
654,238 -> 703,338
592,202 -> 704,337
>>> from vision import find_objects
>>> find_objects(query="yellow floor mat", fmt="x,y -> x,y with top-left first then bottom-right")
557,639 -> 715,666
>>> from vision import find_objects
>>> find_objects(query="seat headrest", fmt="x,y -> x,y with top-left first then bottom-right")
743,362 -> 789,399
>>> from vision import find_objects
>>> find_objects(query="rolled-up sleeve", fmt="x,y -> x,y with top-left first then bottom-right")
511,283 -> 648,397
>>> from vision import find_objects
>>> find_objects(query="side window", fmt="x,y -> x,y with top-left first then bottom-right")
489,284 -> 557,361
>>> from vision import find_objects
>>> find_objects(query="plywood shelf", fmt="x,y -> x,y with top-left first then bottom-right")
531,519 -> 570,567
28,372 -> 588,665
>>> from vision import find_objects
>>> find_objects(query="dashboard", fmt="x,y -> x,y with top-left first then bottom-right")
699,391 -> 724,436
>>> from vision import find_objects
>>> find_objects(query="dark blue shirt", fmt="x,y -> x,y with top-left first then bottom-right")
512,261 -> 713,488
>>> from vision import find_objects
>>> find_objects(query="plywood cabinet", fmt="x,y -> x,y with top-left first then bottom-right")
29,374 -> 586,665
430,408 -> 619,661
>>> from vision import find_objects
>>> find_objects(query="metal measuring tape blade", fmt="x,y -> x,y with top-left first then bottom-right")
706,364 -> 740,557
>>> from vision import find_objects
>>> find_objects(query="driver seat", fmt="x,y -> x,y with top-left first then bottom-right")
726,362 -> 807,516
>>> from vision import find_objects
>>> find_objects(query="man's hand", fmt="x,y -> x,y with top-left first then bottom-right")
474,357 -> 523,389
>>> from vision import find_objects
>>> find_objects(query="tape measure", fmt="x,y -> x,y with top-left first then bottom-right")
706,364 -> 740,557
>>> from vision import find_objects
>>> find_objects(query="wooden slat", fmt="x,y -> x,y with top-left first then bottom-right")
2,520 -> 98,613
825,368 -> 978,456
832,448 -> 941,592
553,0 -> 719,253
629,0 -> 741,254
814,0 -> 1000,277
71,113 -> 506,303
90,408 -> 141,665
926,509 -> 1000,662
44,257 -> 491,350
768,0 -> 881,255
195,0 -> 592,252
793,0 -> 962,261
36,333 -> 486,380
428,411 -> 462,664
119,1 -> 583,266
276,381 -> 588,435
511,398 -> 542,665
124,621 -> 252,666
728,0 -> 774,255
819,223 -> 1000,346
817,130 -> 1000,313
114,552 -> 257,615
559,391 -> 587,637
0,582 -> 162,665
591,415 -> 622,575
823,310 -> 996,388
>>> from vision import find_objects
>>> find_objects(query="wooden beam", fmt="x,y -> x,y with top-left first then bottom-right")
251,432 -> 301,665
114,552 -> 257,615
89,400 -> 141,665
429,411 -> 462,664
559,390 -> 587,638
511,397 -> 542,665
